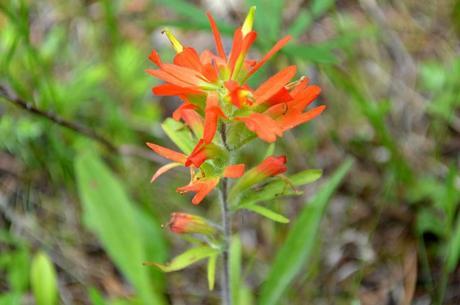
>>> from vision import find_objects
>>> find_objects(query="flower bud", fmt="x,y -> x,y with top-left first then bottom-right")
162,28 -> 184,53
167,212 -> 216,235
242,6 -> 256,36
229,155 -> 287,201
255,155 -> 287,177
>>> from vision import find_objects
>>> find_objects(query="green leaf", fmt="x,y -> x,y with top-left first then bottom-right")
311,0 -> 336,17
263,143 -> 275,159
30,252 -> 58,305
75,152 -> 166,305
239,169 -> 322,206
88,287 -> 108,305
290,169 -> 323,185
447,215 -> 460,271
248,0 -> 284,44
230,236 -> 242,305
284,45 -> 337,63
288,0 -> 335,36
146,246 -> 219,272
288,11 -> 313,37
207,253 -> 218,290
240,204 -> 289,223
161,118 -> 195,154
258,158 -> 353,305
153,0 -> 234,32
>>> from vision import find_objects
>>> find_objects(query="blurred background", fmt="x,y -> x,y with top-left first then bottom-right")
1,0 -> 460,304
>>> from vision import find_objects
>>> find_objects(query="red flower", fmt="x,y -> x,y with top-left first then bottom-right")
203,92 -> 226,144
167,212 -> 216,235
223,164 -> 246,178
176,163 -> 245,204
146,142 -> 188,182
177,178 -> 220,205
256,155 -> 287,177
235,113 -> 282,143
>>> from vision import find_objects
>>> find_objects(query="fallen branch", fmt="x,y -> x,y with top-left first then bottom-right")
0,83 -> 164,164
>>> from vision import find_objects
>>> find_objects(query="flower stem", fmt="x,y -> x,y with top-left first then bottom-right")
220,124 -> 232,305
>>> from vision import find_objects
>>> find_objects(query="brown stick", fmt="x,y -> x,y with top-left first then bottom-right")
0,84 -> 164,164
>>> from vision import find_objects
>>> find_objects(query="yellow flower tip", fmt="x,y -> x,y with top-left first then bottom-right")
242,6 -> 256,36
162,28 -> 184,53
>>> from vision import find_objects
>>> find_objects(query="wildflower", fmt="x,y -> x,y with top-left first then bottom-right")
177,164 -> 245,205
167,212 -> 217,235
230,156 -> 287,195
146,7 -> 325,204
146,142 -> 187,182
255,155 -> 287,177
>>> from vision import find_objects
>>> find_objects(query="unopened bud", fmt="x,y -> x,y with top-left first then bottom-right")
242,6 -> 256,36
162,28 -> 184,53
167,212 -> 216,235
229,155 -> 287,201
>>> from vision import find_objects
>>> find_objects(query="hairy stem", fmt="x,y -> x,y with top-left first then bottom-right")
220,124 -> 232,305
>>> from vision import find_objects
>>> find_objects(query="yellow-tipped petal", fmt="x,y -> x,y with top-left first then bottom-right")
162,28 -> 184,53
242,6 -> 256,36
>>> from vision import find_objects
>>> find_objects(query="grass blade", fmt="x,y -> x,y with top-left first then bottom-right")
258,158 -> 353,305
75,152 -> 166,305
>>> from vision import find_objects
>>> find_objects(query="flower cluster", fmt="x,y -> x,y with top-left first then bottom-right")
146,7 -> 325,205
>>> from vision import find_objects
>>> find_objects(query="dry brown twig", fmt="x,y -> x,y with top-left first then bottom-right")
0,83 -> 164,164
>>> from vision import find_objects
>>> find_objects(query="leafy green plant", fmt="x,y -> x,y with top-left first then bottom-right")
75,152 -> 167,305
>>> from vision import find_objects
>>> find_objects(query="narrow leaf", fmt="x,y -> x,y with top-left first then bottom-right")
258,158 -> 353,305
161,118 -> 195,154
75,152 -> 166,305
240,204 -> 289,223
284,45 -> 337,63
145,246 -> 219,272
239,169 -> 322,206
30,252 -> 58,305
207,254 -> 218,290
230,236 -> 242,305
447,215 -> 460,271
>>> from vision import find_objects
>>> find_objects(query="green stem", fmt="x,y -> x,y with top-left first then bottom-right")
220,124 -> 232,305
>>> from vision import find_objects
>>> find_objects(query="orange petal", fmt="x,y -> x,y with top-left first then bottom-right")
152,84 -> 201,96
192,179 -> 219,205
289,78 -> 310,97
206,12 -> 227,61
173,47 -> 203,71
279,105 -> 326,131
181,109 -> 204,137
203,92 -> 224,143
256,155 -> 287,177
290,85 -> 321,111
151,162 -> 182,182
223,164 -> 246,178
185,139 -> 207,167
172,101 -> 197,121
149,50 -> 162,66
161,64 -> 204,86
147,69 -> 192,87
237,113 -> 282,143
146,142 -> 187,163
244,35 -> 292,80
176,178 -> 219,205
254,65 -> 297,105
228,28 -> 243,75
231,31 -> 257,77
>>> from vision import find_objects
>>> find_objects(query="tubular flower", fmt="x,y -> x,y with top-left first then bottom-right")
230,155 -> 288,195
146,6 -> 325,205
177,163 -> 245,205
255,155 -> 287,177
177,178 -> 220,205
167,212 -> 217,235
